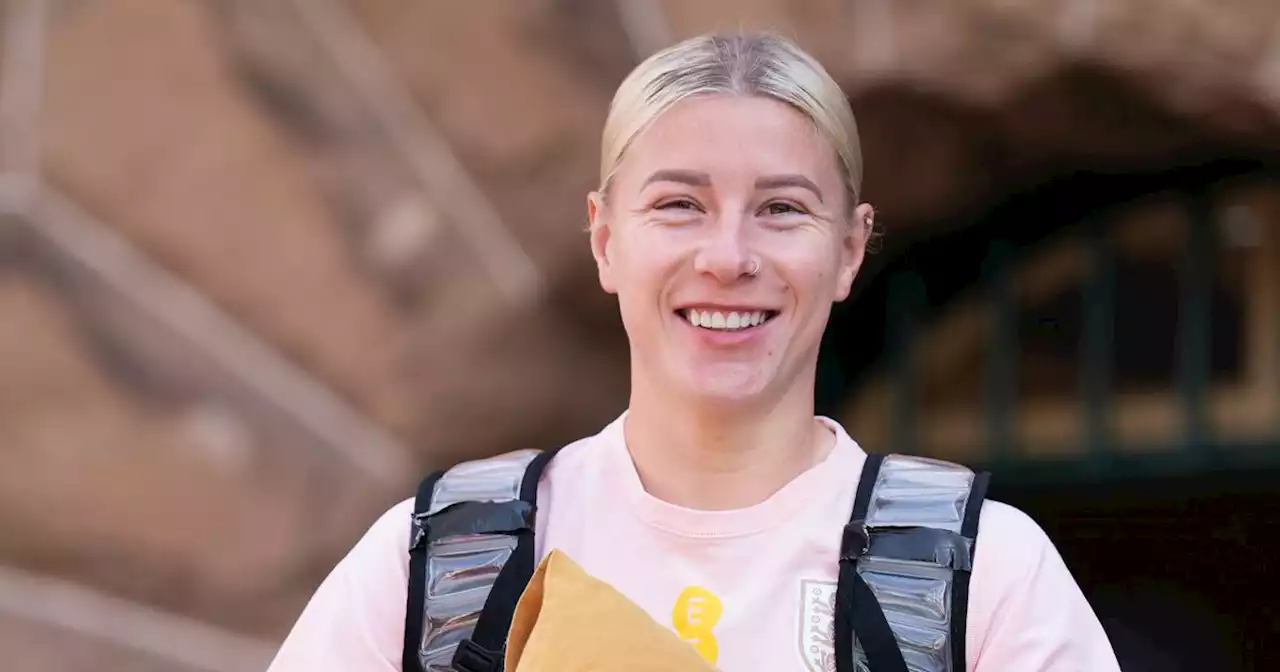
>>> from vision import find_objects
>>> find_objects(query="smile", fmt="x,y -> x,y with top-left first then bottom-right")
677,308 -> 780,332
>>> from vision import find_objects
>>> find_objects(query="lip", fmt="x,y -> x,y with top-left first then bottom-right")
674,303 -> 783,313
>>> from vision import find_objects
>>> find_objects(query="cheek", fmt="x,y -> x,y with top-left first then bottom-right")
617,229 -> 687,280
610,234 -> 677,310
775,240 -> 841,295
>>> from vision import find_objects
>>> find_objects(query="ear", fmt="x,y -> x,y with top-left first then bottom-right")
587,191 -> 619,295
834,202 -> 874,302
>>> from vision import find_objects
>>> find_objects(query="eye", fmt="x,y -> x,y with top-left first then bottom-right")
657,198 -> 701,211
762,201 -> 805,216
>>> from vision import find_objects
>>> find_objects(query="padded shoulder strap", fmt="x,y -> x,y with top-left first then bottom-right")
835,453 -> 990,672
402,448 -> 558,672
453,449 -> 558,671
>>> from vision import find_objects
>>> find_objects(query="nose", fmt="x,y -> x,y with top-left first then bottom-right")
692,216 -> 755,283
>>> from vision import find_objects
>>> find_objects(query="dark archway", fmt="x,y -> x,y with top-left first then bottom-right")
819,157 -> 1280,414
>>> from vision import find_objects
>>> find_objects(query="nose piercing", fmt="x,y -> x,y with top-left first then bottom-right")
747,258 -> 760,276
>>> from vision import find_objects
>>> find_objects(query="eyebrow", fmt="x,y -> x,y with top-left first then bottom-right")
641,169 -> 712,189
755,174 -> 824,203
639,170 -> 825,203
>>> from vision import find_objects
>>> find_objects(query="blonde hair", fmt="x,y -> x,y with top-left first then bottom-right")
599,32 -> 863,209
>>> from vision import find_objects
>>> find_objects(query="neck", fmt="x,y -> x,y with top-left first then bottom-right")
623,371 -> 834,510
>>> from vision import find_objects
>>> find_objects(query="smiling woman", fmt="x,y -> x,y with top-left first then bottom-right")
266,33 -> 1121,672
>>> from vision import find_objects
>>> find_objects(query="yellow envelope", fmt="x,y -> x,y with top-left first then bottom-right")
505,550 -> 718,671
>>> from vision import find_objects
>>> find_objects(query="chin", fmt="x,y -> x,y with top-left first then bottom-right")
677,369 -> 772,406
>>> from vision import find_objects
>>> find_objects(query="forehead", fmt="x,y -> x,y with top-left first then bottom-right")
617,94 -> 842,190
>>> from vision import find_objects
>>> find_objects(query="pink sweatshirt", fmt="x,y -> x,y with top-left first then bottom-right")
268,415 -> 1120,671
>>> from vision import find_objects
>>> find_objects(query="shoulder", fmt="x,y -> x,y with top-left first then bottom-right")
266,497 -> 416,670
966,499 -> 1121,670
969,498 -> 1063,608
541,431 -> 610,481
536,430 -> 616,521
328,496 -> 415,585
973,498 -> 1052,570
370,497 -> 416,557
444,416 -> 620,487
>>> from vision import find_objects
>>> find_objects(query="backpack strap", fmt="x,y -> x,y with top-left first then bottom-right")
403,448 -> 558,672
404,469 -> 445,672
835,453 -> 990,672
950,461 -> 989,669
454,449 -> 558,671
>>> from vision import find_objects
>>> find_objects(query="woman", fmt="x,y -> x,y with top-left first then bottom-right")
268,32 -> 1120,671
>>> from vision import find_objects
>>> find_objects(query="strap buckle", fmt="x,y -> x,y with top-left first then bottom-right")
452,638 -> 502,672
840,519 -> 870,563
409,512 -> 429,552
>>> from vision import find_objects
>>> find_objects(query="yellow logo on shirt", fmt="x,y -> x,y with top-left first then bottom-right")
672,586 -> 723,664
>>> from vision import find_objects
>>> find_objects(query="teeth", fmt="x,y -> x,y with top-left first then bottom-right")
683,309 -> 771,331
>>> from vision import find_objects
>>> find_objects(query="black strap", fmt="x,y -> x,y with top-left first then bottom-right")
850,453 -> 884,525
451,449 -> 559,672
403,470 -> 445,672
949,470 -> 990,670
835,454 -> 908,672
847,569 -> 911,672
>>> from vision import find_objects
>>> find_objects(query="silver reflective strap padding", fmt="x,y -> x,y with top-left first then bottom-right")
854,455 -> 978,672
416,449 -> 541,672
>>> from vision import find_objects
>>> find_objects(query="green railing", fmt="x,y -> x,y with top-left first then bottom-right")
828,166 -> 1280,486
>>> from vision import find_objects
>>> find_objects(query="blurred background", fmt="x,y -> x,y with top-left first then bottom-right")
0,0 -> 1276,669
